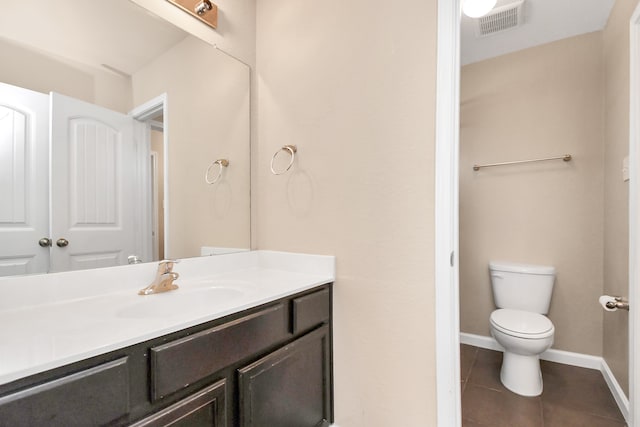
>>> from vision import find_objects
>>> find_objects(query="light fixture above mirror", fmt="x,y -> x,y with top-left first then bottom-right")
167,0 -> 218,29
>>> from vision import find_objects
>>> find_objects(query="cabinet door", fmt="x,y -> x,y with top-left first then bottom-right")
238,326 -> 332,427
130,380 -> 226,427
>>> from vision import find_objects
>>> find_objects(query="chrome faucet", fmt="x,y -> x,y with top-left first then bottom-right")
138,260 -> 180,295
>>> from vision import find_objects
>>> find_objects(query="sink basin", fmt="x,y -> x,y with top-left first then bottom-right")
116,285 -> 246,319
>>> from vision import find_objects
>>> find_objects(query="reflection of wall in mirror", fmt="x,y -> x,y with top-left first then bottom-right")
151,129 -> 165,260
0,37 -> 132,113
132,35 -> 250,259
131,0 -> 256,68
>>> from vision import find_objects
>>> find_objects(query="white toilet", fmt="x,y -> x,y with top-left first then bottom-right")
489,261 -> 555,397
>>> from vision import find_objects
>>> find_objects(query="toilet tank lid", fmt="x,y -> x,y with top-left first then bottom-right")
489,261 -> 555,275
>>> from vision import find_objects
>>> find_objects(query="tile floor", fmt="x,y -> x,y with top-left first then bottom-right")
461,344 -> 627,426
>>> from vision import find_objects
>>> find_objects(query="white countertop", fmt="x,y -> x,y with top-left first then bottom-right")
0,251 -> 335,386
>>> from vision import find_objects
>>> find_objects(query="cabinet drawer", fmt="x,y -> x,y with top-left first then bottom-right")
131,379 -> 226,427
0,357 -> 129,427
151,303 -> 288,400
292,288 -> 331,334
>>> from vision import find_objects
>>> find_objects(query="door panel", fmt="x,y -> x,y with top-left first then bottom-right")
238,326 -> 332,427
50,93 -> 140,272
0,82 -> 49,276
69,118 -> 120,226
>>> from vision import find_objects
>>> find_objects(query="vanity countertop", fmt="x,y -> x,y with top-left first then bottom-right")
0,251 -> 335,386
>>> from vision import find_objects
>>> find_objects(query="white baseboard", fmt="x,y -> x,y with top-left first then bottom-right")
601,358 -> 630,422
460,332 -> 629,423
460,332 -> 503,352
460,332 -> 601,369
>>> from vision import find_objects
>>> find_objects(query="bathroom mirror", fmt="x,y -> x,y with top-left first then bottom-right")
0,0 -> 251,276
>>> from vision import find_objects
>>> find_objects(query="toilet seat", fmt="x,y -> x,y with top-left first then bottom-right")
490,309 -> 554,339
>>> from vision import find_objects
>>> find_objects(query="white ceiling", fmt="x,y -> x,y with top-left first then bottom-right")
0,0 -> 188,76
461,0 -> 616,65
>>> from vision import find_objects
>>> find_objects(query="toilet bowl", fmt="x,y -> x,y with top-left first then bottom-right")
488,261 -> 556,397
490,308 -> 554,396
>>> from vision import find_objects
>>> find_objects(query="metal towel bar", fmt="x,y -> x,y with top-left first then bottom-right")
473,154 -> 572,171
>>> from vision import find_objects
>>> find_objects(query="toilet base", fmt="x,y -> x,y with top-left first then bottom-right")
500,351 -> 543,397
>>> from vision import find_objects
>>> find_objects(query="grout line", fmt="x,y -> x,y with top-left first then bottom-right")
463,345 -> 478,383
460,346 -> 478,400
539,393 -> 545,427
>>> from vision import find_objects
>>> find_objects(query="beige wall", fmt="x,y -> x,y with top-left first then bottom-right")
459,33 -> 605,355
132,35 -> 251,259
601,0 -> 640,396
131,0 -> 256,68
0,37 -> 132,113
255,0 -> 438,425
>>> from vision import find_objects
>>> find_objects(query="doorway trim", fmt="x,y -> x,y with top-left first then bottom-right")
628,4 -> 640,425
130,93 -> 169,260
434,0 -> 461,426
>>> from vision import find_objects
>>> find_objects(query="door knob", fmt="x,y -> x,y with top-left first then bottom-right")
39,238 -> 52,247
128,255 -> 142,264
56,238 -> 69,248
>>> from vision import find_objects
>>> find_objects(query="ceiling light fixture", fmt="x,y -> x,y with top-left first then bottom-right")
462,0 -> 498,18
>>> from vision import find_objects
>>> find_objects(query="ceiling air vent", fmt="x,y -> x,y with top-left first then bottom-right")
476,0 -> 525,37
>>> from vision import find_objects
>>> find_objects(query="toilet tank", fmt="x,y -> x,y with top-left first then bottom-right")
489,261 -> 556,314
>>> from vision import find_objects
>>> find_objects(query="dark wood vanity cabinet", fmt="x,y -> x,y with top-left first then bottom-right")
131,380 -> 227,427
238,325 -> 331,427
0,284 -> 333,427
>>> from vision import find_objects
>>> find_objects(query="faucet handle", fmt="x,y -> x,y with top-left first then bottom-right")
158,259 -> 180,272
157,272 -> 179,292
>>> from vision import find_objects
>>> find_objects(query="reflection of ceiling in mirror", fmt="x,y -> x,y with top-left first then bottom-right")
461,0 -> 615,65
0,0 -> 188,75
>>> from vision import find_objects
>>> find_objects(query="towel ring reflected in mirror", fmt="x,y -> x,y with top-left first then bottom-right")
270,145 -> 297,175
205,159 -> 229,184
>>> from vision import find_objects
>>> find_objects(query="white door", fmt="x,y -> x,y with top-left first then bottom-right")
50,93 -> 141,272
0,82 -> 49,276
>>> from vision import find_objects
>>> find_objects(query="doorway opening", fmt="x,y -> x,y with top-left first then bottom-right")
130,93 -> 169,262
435,1 -> 639,426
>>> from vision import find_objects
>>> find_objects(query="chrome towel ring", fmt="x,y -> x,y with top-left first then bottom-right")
205,159 -> 229,184
270,145 -> 297,175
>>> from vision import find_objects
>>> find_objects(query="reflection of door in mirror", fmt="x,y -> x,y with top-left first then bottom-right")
0,83 -> 151,277
0,83 -> 49,276
50,92 -> 148,273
